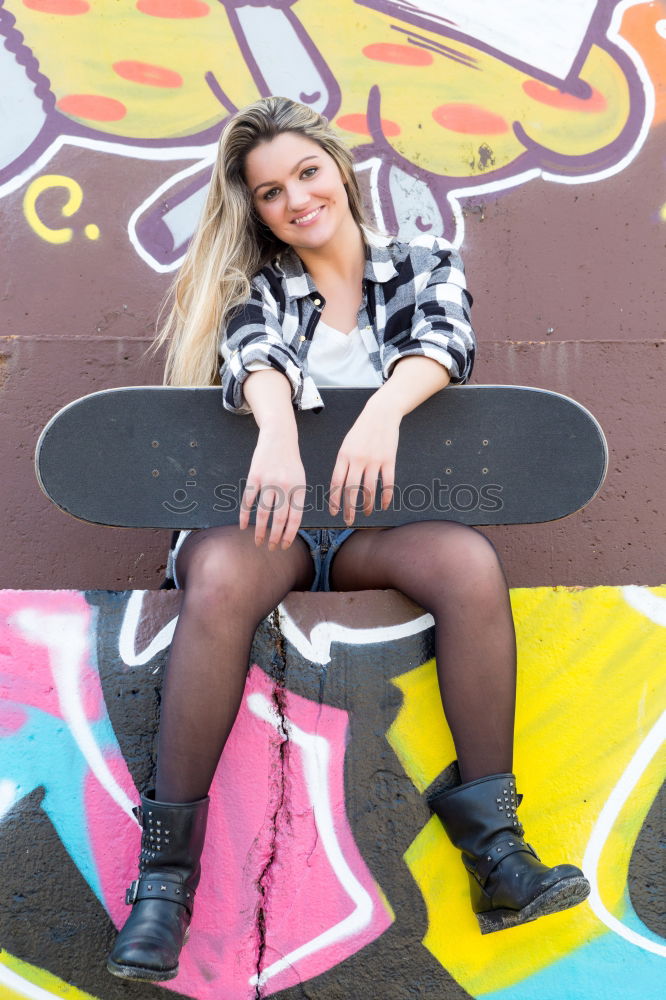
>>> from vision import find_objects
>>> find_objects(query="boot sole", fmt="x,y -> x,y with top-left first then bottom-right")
476,875 -> 591,934
106,959 -> 178,982
106,926 -> 190,981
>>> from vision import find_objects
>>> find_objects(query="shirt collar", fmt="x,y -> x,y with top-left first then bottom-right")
271,228 -> 398,300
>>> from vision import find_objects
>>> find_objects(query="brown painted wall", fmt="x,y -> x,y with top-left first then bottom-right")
1,1 -> 665,588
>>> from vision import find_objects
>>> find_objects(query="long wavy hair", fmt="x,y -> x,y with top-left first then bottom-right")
155,97 -> 369,386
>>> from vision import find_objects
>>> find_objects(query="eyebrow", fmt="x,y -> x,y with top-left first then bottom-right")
251,155 -> 320,195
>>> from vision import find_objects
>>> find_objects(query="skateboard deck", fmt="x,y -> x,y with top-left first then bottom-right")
36,386 -> 607,529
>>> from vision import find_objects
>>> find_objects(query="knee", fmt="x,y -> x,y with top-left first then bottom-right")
180,543 -> 245,616
431,524 -> 506,597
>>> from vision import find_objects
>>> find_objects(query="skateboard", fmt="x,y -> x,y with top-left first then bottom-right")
36,386 -> 607,529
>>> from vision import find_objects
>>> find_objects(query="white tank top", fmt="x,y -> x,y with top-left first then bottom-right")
306,318 -> 382,388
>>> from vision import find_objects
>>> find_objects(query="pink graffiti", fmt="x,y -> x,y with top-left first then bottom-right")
1,591 -> 392,996
95,665 -> 392,997
0,590 -> 103,721
0,706 -> 28,734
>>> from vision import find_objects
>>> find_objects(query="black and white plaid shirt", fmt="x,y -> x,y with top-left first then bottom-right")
220,231 -> 475,412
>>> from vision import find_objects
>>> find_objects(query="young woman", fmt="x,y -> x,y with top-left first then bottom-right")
107,97 -> 590,981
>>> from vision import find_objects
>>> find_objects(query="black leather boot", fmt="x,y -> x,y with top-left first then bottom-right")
429,773 -> 590,934
107,791 -> 209,980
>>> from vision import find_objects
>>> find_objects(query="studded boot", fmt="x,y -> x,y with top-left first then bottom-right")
428,773 -> 590,934
107,790 -> 209,981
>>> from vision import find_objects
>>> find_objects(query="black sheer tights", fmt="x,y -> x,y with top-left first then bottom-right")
155,521 -> 516,803
329,522 -> 516,784
155,527 -> 314,803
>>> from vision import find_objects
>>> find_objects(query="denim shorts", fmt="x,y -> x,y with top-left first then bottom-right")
297,528 -> 356,592
169,527 -> 355,591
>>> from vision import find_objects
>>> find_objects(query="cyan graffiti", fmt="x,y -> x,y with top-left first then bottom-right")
0,586 -> 663,999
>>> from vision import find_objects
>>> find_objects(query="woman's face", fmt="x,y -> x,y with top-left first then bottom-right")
243,131 -> 353,251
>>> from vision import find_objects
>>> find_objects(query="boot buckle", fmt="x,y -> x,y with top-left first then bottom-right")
125,880 -> 139,905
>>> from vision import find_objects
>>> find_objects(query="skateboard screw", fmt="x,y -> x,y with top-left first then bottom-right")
482,468 -> 489,475
445,468 -> 452,475
151,441 -> 159,448
188,468 -> 197,476
152,469 -> 159,477
445,439 -> 452,446
190,440 -> 198,448
482,439 -> 489,446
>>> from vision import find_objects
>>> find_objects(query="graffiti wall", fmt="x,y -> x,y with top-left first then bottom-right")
0,0 -> 661,260
0,5 -> 664,998
0,587 -> 663,999
1,0 -> 666,587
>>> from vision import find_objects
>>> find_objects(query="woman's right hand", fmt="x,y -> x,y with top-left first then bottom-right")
240,426 -> 306,550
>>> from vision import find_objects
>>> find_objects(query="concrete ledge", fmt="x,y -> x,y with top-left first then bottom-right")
0,587 -> 663,1000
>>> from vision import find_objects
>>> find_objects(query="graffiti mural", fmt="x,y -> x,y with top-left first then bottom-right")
0,0 -> 663,270
0,586 -> 663,999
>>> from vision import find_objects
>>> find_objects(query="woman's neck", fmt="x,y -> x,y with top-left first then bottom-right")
295,214 -> 365,289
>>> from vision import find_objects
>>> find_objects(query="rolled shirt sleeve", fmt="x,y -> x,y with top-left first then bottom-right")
220,282 -> 306,414
381,236 -> 476,384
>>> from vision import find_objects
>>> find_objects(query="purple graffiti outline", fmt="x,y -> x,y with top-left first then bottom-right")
356,0 -> 606,92
0,0 -> 653,264
0,0 -> 341,232
220,0 -> 341,117
345,0 -> 648,236
0,2 -> 225,191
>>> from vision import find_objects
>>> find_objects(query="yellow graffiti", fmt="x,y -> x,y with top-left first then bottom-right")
4,0 -> 637,178
388,585 -> 666,996
0,949 -> 97,998
4,0 -> 248,140
302,5 -> 631,175
592,720 -> 664,932
23,175 -> 100,245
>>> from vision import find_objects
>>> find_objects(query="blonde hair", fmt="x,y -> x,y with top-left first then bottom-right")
156,97 -> 369,386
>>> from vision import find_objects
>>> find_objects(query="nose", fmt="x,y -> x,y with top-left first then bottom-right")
285,182 -> 309,213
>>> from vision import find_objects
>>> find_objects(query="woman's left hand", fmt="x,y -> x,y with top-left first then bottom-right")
329,402 -> 400,525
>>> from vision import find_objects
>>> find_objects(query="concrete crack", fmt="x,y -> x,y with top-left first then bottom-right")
254,609 -> 290,999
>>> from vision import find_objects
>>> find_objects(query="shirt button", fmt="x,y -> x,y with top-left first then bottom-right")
313,298 -> 322,306
299,335 -> 306,342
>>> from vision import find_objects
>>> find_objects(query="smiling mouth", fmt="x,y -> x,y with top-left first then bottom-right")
293,206 -> 323,226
